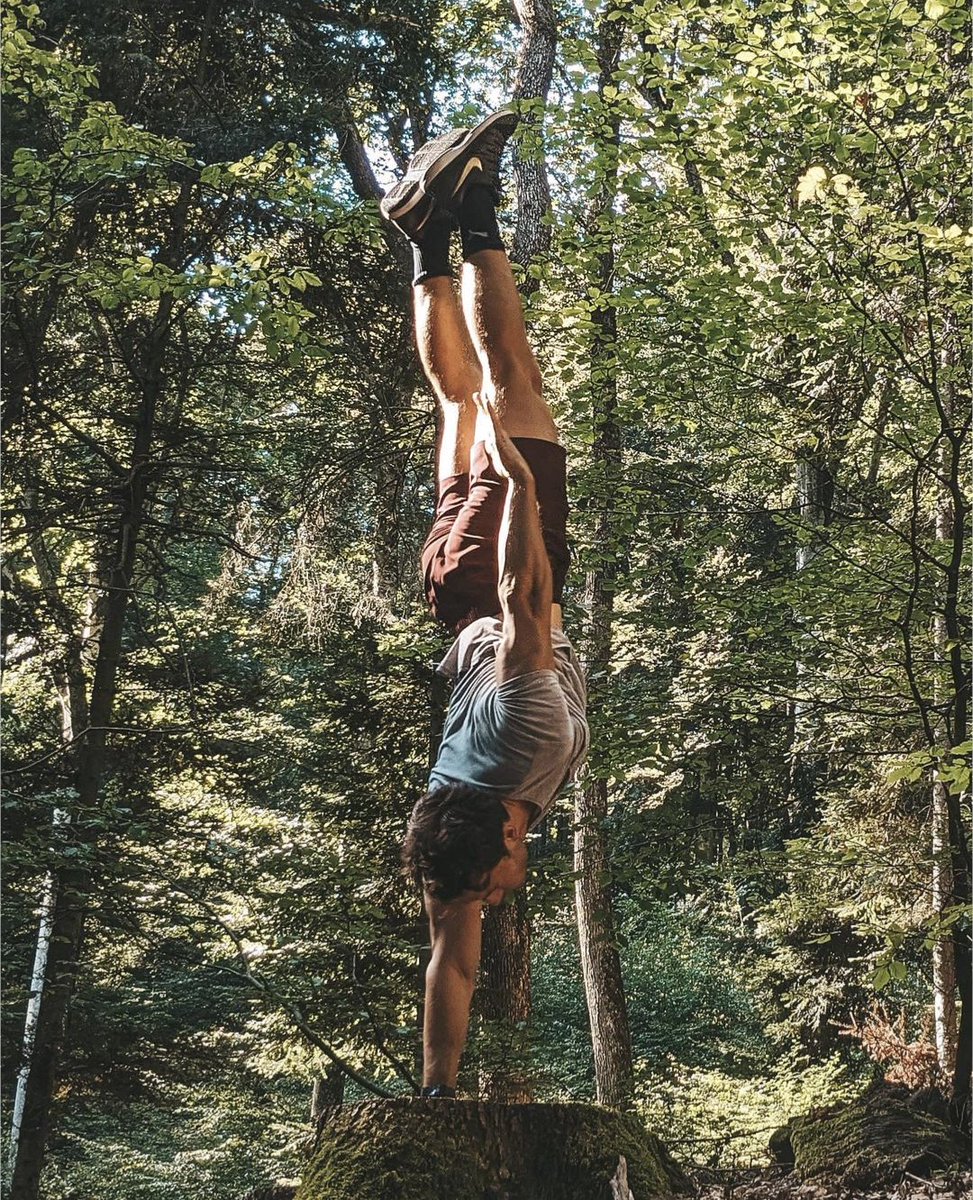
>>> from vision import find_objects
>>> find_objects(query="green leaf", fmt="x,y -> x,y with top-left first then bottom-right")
796,164 -> 828,206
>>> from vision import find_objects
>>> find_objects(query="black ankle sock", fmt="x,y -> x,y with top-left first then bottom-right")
411,217 -> 454,287
459,183 -> 505,259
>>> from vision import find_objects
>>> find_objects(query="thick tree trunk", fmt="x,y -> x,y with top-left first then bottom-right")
575,775 -> 635,1110
298,1100 -> 689,1200
573,9 -> 635,1112
771,1082 -> 967,1188
478,897 -> 532,1102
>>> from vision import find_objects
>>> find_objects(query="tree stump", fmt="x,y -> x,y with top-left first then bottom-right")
769,1081 -> 967,1188
296,1099 -> 691,1200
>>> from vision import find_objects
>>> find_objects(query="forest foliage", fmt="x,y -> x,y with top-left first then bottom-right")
1,0 -> 970,1196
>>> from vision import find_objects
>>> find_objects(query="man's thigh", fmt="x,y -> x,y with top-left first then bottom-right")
477,381 -> 558,444
421,438 -> 570,632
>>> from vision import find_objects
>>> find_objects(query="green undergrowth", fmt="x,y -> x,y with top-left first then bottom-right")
35,1077 -> 307,1200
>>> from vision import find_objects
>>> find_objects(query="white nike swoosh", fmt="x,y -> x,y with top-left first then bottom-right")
453,156 -> 483,193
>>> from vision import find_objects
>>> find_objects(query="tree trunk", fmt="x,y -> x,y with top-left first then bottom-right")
478,897 -> 532,1102
930,482 -> 959,1082
937,374 -> 971,1116
309,1065 -> 345,1121
7,514 -> 88,1186
511,0 -> 557,279
786,438 -> 833,833
573,7 -> 635,1112
474,0 -> 560,1101
931,777 -> 958,1078
298,1100 -> 689,1200
371,441 -> 402,604
8,826 -> 60,1182
10,292 -> 172,1200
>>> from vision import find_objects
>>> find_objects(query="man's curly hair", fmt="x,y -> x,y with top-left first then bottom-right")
402,783 -> 509,903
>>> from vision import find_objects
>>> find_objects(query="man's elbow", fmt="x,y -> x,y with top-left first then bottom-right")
428,949 -> 479,993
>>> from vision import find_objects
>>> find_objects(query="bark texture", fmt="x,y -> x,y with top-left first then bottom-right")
572,11 -> 635,1114
931,490 -> 958,1081
297,1100 -> 690,1200
511,0 -> 557,276
478,896 -> 532,1102
477,0 -> 559,1101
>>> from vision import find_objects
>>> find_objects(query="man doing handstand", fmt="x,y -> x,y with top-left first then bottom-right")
382,110 -> 590,1099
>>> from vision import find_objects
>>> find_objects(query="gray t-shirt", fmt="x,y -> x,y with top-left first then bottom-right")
428,617 -> 590,829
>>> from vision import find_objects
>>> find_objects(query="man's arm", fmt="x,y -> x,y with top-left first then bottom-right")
423,894 -> 482,1088
477,396 -> 555,682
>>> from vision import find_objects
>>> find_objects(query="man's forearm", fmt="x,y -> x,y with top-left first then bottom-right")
498,475 -> 553,614
423,956 -> 476,1088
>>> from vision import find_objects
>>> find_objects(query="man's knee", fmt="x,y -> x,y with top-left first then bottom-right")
486,351 -> 543,400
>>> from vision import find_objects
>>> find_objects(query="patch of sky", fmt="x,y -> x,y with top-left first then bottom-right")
357,32 -> 516,192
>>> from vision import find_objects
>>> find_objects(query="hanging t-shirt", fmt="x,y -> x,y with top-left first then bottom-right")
427,616 -> 589,829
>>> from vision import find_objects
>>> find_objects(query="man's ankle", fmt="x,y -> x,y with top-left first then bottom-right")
420,1084 -> 457,1098
459,182 -> 505,259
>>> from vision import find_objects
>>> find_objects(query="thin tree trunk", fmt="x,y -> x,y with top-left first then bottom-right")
511,0 -> 556,278
786,437 -> 832,832
931,480 -> 959,1081
372,443 -> 403,603
477,0 -> 559,1102
310,1064 -> 345,1121
931,780 -> 958,1077
937,371 -> 971,1114
7,810 -> 67,1182
10,289 -> 173,1200
573,7 -> 635,1112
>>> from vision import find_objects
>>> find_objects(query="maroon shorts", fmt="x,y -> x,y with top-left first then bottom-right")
421,438 -> 570,633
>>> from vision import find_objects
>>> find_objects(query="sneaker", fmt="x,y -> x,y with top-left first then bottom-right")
380,109 -> 519,240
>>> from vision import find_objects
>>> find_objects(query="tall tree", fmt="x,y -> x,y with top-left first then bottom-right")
571,5 -> 635,1111
477,0 -> 559,1104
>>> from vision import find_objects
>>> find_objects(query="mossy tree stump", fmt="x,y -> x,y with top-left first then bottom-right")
770,1082 -> 967,1188
296,1099 -> 691,1200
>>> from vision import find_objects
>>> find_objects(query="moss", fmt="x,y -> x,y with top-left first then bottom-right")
295,1099 -> 690,1200
784,1083 -> 967,1187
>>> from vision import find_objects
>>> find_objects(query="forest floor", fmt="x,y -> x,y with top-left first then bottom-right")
690,1166 -> 972,1199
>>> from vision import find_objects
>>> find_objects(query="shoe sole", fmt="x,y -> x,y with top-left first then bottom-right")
382,110 -> 516,220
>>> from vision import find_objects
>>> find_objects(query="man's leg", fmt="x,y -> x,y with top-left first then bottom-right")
457,187 -> 558,444
413,275 -> 481,481
457,197 -> 567,626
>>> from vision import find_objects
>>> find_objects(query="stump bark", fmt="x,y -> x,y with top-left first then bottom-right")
769,1081 -> 967,1188
296,1099 -> 690,1200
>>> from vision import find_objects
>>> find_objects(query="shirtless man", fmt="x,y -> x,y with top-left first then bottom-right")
382,110 -> 590,1098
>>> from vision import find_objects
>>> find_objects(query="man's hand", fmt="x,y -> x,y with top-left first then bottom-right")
475,392 -> 535,486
